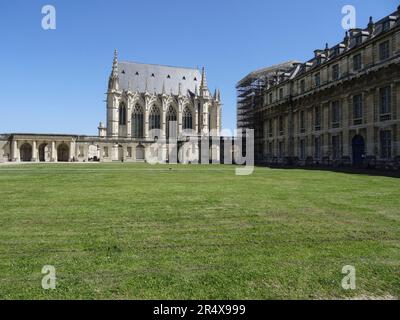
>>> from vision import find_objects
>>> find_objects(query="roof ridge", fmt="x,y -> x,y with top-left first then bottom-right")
119,60 -> 199,71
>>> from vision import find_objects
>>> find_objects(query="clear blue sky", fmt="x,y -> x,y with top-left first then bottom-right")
0,0 -> 397,135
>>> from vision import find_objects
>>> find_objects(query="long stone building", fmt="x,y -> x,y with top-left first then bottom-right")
0,51 -> 222,163
238,6 -> 400,168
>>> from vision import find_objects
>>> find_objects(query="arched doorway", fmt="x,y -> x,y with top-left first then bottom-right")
39,143 -> 48,162
352,135 -> 365,166
118,145 -> 124,161
57,143 -> 69,162
20,143 -> 32,162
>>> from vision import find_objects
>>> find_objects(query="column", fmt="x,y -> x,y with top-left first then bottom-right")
161,107 -> 166,139
126,104 -> 132,138
144,108 -> 149,138
178,106 -> 183,136
69,141 -> 75,161
342,96 -> 350,157
12,140 -> 18,162
51,141 -> 56,162
194,107 -> 199,133
32,141 -> 37,162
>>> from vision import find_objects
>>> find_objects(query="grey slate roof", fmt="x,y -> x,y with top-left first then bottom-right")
118,61 -> 203,95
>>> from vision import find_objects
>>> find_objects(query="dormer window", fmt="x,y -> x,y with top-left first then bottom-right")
355,35 -> 362,46
333,47 -> 340,56
314,73 -> 321,87
300,79 -> 305,93
379,41 -> 390,61
382,20 -> 390,32
353,54 -> 362,71
332,64 -> 340,81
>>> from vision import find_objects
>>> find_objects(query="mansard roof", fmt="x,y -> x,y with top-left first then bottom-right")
118,61 -> 203,95
295,7 -> 400,77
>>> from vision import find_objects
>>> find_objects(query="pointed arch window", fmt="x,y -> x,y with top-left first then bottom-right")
132,104 -> 144,138
166,106 -> 177,139
183,107 -> 193,130
149,105 -> 161,130
119,102 -> 127,125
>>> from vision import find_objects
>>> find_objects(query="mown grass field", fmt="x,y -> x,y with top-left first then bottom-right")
0,163 -> 399,299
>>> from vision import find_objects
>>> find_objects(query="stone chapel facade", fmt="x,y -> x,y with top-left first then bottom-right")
0,51 -> 222,163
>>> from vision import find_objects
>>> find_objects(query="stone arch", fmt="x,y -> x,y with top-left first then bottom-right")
20,143 -> 32,162
166,105 -> 177,139
149,105 -> 161,130
132,104 -> 144,138
38,143 -> 49,162
119,102 -> 127,125
182,106 -> 193,130
57,143 -> 69,162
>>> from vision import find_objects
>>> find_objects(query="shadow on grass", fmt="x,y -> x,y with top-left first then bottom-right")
258,164 -> 400,179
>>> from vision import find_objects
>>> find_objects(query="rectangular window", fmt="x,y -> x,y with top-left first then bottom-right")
333,47 -> 340,56
332,64 -> 340,80
382,20 -> 390,32
380,86 -> 391,116
279,116 -> 284,135
332,101 -> 340,127
268,119 -> 273,137
353,54 -> 362,71
379,41 -> 390,61
300,80 -> 305,93
278,141 -> 284,157
314,137 -> 321,159
315,106 -> 321,130
332,135 -> 341,160
268,142 -> 273,155
300,140 -> 306,160
353,94 -> 363,124
380,130 -> 392,159
279,88 -> 284,99
300,111 -> 305,133
314,73 -> 321,87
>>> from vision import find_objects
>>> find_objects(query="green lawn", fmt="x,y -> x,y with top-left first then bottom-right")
0,163 -> 399,299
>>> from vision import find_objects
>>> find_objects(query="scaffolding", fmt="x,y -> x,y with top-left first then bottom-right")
236,61 -> 300,131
